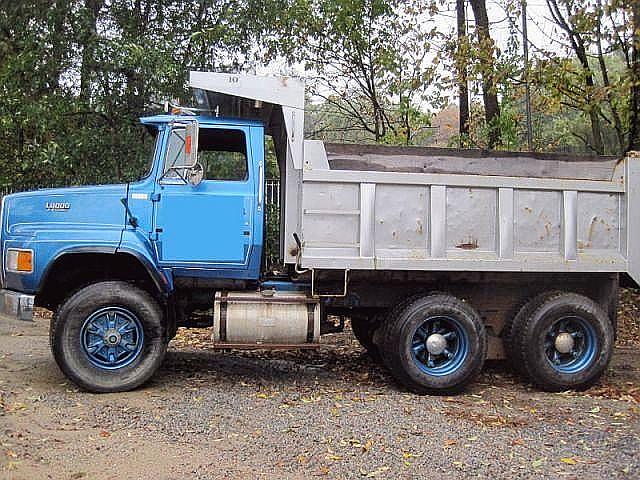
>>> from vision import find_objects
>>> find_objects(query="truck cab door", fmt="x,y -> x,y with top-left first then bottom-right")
153,123 -> 263,277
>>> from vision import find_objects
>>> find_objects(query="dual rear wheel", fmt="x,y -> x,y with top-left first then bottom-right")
353,291 -> 614,395
504,292 -> 614,391
352,294 -> 487,395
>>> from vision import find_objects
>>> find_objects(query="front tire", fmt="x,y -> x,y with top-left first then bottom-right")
51,281 -> 166,393
380,294 -> 487,395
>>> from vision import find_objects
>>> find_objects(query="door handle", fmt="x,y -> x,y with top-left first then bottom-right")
257,161 -> 264,210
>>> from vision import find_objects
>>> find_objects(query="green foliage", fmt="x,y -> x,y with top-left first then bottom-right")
532,51 -> 632,154
443,0 -> 637,154
0,1 -> 263,190
531,0 -> 635,154
280,0 -> 442,146
264,204 -> 282,272
2,0 -> 636,193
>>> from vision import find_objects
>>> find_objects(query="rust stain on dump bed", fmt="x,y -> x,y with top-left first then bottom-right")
456,238 -> 479,250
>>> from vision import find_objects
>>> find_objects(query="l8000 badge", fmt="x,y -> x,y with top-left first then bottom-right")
45,202 -> 70,211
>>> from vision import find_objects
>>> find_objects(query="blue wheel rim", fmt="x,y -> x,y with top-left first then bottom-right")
80,307 -> 144,370
411,315 -> 469,376
544,315 -> 597,374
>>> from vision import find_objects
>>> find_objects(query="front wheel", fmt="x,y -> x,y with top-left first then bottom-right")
51,281 -> 167,393
379,294 -> 487,395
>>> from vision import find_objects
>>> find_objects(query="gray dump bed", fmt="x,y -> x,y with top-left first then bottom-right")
298,142 -> 640,285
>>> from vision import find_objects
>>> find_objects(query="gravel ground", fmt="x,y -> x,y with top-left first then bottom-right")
1,290 -> 639,479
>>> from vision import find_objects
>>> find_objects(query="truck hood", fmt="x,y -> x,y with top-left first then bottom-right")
2,184 -> 127,237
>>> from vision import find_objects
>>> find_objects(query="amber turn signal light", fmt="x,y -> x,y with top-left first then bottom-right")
16,251 -> 32,272
6,249 -> 33,273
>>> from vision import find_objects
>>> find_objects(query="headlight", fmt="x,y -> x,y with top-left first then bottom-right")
6,248 -> 33,273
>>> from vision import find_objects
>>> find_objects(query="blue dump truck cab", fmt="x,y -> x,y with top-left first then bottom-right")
1,71 -> 637,395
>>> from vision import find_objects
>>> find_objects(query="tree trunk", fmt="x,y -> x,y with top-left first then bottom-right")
546,0 -> 604,154
595,0 -> 624,154
574,43 -> 605,155
457,0 -> 470,144
121,0 -> 147,114
469,0 -> 500,149
48,2 -> 70,94
629,0 -> 640,152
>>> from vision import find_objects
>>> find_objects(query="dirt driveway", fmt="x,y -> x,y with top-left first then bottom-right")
1,300 -> 639,479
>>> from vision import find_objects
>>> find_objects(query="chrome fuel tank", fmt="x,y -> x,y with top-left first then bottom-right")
213,290 -> 320,345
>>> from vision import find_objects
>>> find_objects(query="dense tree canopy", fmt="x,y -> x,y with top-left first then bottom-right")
0,0 -> 264,189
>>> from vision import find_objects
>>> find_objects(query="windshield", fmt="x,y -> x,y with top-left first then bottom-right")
134,127 -> 159,181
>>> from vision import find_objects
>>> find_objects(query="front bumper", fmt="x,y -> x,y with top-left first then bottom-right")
0,289 -> 35,321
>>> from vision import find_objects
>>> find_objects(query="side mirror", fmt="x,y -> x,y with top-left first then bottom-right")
187,162 -> 204,186
161,119 -> 200,185
184,120 -> 199,168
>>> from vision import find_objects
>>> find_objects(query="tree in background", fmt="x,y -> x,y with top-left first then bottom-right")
545,0 -> 605,154
468,0 -> 501,148
0,2 -> 78,187
538,0 -> 635,155
275,0 -> 441,145
629,0 -> 640,152
0,0 -> 637,196
456,0 -> 470,145
0,0 -> 261,190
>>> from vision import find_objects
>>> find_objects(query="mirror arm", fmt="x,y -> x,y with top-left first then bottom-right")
159,166 -> 189,185
120,198 -> 139,228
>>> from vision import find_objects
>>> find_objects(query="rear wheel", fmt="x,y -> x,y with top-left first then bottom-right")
380,294 -> 487,395
350,315 -> 383,362
511,292 -> 614,391
51,281 -> 166,393
503,291 -> 561,374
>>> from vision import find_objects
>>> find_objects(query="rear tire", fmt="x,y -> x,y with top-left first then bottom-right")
503,291 -> 561,375
512,292 -> 614,392
350,315 -> 383,362
380,294 -> 487,395
51,281 -> 166,393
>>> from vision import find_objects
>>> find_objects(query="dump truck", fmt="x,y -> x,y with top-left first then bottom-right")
1,71 -> 638,394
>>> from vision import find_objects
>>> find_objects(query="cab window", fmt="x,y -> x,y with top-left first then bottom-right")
199,128 -> 248,181
162,127 -> 248,181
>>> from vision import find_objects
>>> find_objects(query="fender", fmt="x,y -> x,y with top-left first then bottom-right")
38,244 -> 170,298
118,228 -> 173,294
37,245 -> 116,295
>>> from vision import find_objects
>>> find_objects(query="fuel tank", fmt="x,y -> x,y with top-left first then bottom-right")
213,290 -> 320,345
